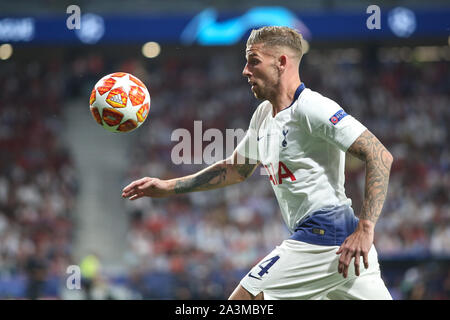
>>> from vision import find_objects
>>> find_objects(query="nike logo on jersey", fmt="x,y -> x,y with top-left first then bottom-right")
257,133 -> 275,141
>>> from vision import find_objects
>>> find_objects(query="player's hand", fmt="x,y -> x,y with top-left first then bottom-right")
336,221 -> 374,278
122,177 -> 173,200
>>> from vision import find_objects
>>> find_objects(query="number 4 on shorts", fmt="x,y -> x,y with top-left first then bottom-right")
248,255 -> 280,280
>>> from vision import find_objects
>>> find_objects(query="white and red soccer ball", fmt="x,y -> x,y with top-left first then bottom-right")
89,72 -> 150,133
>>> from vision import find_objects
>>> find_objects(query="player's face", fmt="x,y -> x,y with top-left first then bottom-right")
243,43 -> 280,100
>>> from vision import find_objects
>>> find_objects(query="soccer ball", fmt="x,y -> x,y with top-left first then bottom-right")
89,72 -> 150,133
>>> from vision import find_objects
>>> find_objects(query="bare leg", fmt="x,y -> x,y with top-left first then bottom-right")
228,284 -> 264,300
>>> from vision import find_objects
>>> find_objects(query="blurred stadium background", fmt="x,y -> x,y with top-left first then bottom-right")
0,0 -> 449,300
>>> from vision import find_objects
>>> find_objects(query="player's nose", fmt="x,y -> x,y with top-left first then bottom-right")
242,63 -> 251,78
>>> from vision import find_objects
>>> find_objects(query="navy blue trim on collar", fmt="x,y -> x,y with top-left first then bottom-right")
289,82 -> 305,108
272,83 -> 306,117
278,82 -> 305,114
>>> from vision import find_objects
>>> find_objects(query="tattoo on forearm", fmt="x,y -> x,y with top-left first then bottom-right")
347,130 -> 393,224
174,166 -> 227,194
235,162 -> 257,180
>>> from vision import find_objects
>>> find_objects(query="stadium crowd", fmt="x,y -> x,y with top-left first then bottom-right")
0,45 -> 448,299
0,58 -> 79,298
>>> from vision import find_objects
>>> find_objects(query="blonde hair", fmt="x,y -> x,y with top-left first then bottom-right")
246,26 -> 303,60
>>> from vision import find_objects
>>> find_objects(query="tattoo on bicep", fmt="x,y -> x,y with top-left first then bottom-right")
347,132 -> 369,161
174,166 -> 227,194
347,130 -> 393,223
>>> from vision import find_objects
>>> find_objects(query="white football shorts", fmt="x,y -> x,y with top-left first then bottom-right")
240,206 -> 392,300
240,240 -> 392,300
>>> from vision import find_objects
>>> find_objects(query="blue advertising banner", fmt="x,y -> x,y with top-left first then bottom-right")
0,6 -> 449,45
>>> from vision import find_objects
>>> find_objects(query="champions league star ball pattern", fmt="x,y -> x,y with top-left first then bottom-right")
89,72 -> 150,133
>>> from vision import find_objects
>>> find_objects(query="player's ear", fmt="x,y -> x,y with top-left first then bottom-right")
278,55 -> 288,71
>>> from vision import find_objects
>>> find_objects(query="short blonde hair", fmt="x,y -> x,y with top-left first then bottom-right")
246,26 -> 303,60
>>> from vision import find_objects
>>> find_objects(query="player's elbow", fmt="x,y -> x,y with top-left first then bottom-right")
236,172 -> 250,183
234,175 -> 245,184
386,149 -> 394,165
383,148 -> 394,170
233,167 -> 251,183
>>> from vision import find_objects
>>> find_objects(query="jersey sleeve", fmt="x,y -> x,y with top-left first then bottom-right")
297,92 -> 367,151
235,105 -> 263,162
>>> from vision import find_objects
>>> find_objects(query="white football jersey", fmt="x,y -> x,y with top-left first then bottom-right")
236,84 -> 367,233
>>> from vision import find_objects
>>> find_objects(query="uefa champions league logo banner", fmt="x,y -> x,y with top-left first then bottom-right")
0,6 -> 448,45
179,7 -> 312,45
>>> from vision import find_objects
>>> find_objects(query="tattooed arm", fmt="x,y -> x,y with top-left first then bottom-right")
121,150 -> 259,200
173,151 -> 259,194
347,129 -> 393,225
336,129 -> 393,278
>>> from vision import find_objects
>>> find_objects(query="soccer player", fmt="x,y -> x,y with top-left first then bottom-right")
122,26 -> 393,300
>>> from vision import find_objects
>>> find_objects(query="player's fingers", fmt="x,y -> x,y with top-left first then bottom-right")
343,261 -> 349,278
354,252 -> 361,277
122,188 -> 138,198
138,180 -> 154,190
337,245 -> 348,274
122,188 -> 133,197
122,183 -> 138,195
338,262 -> 348,277
129,192 -> 144,201
336,239 -> 347,255
338,251 -> 348,275
123,178 -> 149,193
363,250 -> 369,269
122,187 -> 139,198
123,179 -> 152,197
339,249 -> 353,278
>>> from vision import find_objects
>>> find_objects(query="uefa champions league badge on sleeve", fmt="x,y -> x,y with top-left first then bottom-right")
329,109 -> 348,125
